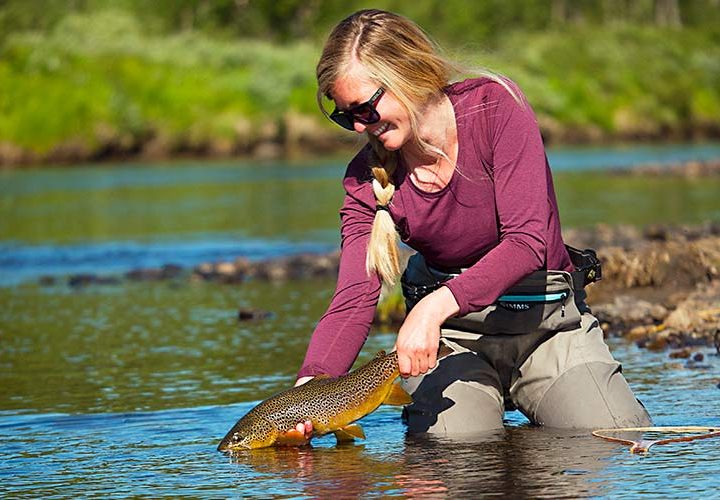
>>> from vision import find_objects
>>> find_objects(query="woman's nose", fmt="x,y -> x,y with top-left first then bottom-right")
353,121 -> 367,134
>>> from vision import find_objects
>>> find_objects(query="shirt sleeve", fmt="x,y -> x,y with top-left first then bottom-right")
297,149 -> 382,378
443,82 -> 549,316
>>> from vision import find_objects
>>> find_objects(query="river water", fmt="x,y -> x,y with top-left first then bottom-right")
1,143 -> 720,498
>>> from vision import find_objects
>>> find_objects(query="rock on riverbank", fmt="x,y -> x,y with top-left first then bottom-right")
52,222 -> 720,350
576,224 -> 720,350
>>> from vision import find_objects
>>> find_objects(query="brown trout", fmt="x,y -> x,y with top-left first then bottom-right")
217,351 -> 412,451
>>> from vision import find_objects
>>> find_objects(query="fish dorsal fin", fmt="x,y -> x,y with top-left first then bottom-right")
382,382 -> 413,406
334,424 -> 365,443
374,350 -> 387,359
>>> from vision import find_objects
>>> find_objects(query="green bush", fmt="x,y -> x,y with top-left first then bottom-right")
0,10 -> 321,155
1,9 -> 718,160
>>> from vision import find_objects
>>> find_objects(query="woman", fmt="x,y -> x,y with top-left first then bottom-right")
293,9 -> 650,437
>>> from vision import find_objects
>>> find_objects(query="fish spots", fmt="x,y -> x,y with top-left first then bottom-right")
218,351 -> 402,450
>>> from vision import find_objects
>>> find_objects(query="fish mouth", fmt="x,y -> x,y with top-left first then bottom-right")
217,432 -> 250,452
218,440 -> 250,452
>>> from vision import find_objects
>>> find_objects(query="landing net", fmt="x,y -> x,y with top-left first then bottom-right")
592,426 -> 720,453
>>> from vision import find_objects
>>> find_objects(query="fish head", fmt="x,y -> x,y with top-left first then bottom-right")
217,415 -> 279,451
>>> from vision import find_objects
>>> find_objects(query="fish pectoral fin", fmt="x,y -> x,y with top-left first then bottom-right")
275,429 -> 311,447
382,382 -> 413,406
334,424 -> 365,443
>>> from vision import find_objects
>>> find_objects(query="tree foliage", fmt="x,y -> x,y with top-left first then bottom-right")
1,0 -> 720,45
0,1 -> 718,163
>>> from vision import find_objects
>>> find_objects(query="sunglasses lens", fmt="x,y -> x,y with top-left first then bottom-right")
330,110 -> 355,131
329,87 -> 383,130
353,105 -> 380,125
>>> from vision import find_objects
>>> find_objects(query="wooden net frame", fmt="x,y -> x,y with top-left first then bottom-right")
592,426 -> 720,453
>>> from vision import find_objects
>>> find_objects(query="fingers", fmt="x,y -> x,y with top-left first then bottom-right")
397,351 -> 412,378
394,316 -> 441,377
397,349 -> 436,378
291,382 -> 314,438
293,420 -> 313,439
416,355 -> 428,376
428,350 -> 438,372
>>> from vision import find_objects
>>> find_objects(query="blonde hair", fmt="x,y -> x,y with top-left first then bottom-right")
317,9 -> 516,284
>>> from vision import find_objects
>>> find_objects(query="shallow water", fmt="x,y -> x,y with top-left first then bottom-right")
2,144 -> 720,286
1,144 -> 720,497
2,300 -> 719,499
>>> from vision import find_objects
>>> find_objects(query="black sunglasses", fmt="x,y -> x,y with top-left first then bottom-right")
329,87 -> 385,131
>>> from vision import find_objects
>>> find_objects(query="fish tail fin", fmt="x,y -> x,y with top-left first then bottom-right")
382,382 -> 413,406
334,424 -> 365,443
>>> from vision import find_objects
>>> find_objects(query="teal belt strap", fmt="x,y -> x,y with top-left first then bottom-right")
498,292 -> 568,303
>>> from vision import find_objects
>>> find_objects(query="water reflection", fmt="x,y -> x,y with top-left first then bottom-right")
0,279 -> 335,414
2,152 -> 720,249
219,425 -> 630,498
398,428 -> 615,498
218,419 -> 720,498
226,445 -> 399,498
2,149 -> 720,496
1,335 -> 719,497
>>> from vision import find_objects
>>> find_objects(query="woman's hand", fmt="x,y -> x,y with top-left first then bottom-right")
395,286 -> 459,378
292,377 -> 314,438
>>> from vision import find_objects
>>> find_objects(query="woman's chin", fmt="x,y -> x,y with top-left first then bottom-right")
376,135 -> 403,151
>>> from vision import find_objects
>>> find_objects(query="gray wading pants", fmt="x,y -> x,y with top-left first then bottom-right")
400,254 -> 652,434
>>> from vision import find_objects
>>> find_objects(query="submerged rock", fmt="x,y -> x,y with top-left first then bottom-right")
237,308 -> 273,321
191,258 -> 250,283
35,221 -> 720,353
68,273 -> 121,287
192,251 -> 341,284
125,264 -> 184,281
38,275 -> 57,286
669,348 -> 692,359
685,359 -> 713,370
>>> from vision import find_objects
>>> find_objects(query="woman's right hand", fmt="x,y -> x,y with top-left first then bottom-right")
395,286 -> 459,377
292,377 -> 314,438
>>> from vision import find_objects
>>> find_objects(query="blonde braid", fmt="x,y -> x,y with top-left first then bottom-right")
366,136 -> 400,284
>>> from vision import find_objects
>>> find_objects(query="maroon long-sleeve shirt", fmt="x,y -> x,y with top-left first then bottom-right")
298,77 -> 573,379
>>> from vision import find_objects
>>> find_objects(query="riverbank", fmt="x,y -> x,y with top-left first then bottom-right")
2,10 -> 719,168
2,117 -> 720,169
43,219 -> 720,352
566,222 -> 720,350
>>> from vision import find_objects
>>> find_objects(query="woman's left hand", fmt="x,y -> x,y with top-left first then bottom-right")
395,286 -> 459,378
